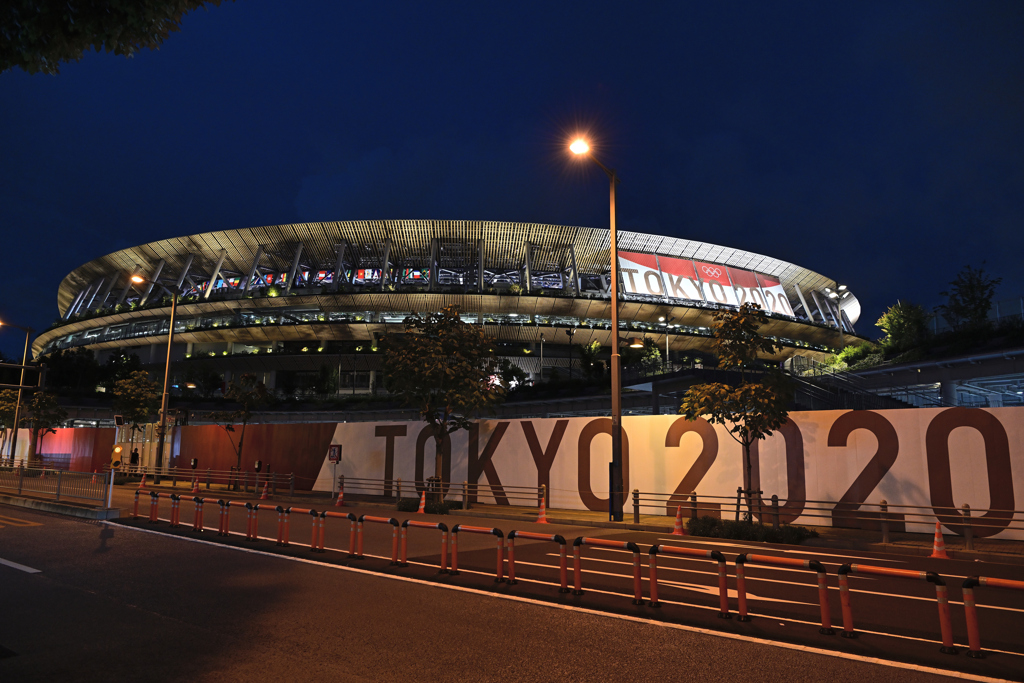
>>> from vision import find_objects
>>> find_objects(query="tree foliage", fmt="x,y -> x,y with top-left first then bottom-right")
102,350 -> 143,389
41,347 -> 101,392
621,336 -> 661,368
577,340 -> 603,378
679,304 -> 791,519
1,0 -> 229,75
21,391 -> 68,463
0,389 -> 17,456
380,306 -> 506,482
206,373 -> 269,483
876,300 -> 930,351
936,264 -> 1002,331
112,370 -> 159,428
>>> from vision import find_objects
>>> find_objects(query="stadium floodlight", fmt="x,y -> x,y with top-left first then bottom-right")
570,136 -> 625,521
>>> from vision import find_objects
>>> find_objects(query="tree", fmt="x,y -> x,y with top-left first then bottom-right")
621,336 -> 661,369
578,340 -> 603,378
936,265 -> 1002,331
112,370 -> 160,456
497,358 -> 528,391
206,374 -> 269,488
21,392 -> 68,464
40,347 -> 101,393
101,350 -> 143,390
313,363 -> 339,395
876,301 -> 930,351
0,389 -> 17,458
381,306 -> 506,494
1,0 -> 229,75
182,366 -> 223,398
679,304 -> 792,520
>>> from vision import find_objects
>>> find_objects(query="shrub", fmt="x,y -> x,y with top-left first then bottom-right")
685,515 -> 818,544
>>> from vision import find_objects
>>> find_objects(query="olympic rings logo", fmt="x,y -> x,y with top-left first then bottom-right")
701,266 -> 722,278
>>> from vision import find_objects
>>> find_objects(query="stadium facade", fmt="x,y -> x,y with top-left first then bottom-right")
36,220 -> 862,393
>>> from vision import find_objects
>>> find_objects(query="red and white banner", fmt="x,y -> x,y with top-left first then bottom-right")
694,261 -> 740,306
727,267 -> 768,311
314,408 -> 1024,540
657,256 -> 704,300
618,251 -> 665,297
757,273 -> 795,316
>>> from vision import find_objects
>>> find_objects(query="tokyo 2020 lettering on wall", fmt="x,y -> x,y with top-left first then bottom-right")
313,407 -> 1024,540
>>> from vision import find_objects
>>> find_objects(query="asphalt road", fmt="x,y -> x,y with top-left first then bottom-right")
0,502 -> 1020,682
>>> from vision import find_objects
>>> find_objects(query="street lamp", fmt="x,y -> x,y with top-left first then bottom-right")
571,137 -> 625,521
539,334 -> 545,384
131,274 -> 181,482
0,320 -> 33,464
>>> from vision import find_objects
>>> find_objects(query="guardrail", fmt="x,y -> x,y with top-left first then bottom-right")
130,496 -> 1024,663
0,465 -> 112,505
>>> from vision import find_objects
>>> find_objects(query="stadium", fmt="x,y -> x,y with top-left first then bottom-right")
34,220 -> 862,393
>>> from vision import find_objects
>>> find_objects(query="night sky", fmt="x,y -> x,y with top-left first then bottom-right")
2,1 -> 1022,358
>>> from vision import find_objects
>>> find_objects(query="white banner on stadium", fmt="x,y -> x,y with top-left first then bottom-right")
618,251 -> 665,297
314,407 -> 1024,540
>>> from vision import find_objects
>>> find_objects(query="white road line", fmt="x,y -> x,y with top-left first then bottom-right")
108,522 -> 1017,683
0,557 -> 41,574
654,537 -> 909,563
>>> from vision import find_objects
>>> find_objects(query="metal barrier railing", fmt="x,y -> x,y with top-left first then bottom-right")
628,488 -> 1024,540
0,466 -> 111,505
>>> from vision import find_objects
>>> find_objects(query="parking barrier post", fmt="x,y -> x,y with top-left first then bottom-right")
149,491 -> 160,523
507,531 -> 568,592
272,472 -> 277,497
632,489 -> 640,524
169,494 -> 180,527
572,537 -> 643,605
289,472 -> 295,498
450,525 -> 505,582
962,504 -> 973,551
133,490 -> 141,519
736,554 -> 833,634
55,470 -> 62,502
734,487 -> 742,522
206,468 -> 211,489
961,576 -> 1024,658
217,500 -> 229,535
648,545 -> 729,617
245,502 -> 258,541
689,491 -> 697,521
399,520 -> 449,572
192,497 -> 205,532
880,500 -> 890,544
356,515 -> 400,564
463,480 -> 470,511
275,506 -> 289,546
838,563 -> 956,653
771,495 -> 780,530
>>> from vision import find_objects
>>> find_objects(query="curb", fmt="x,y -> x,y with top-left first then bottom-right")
0,494 -> 121,520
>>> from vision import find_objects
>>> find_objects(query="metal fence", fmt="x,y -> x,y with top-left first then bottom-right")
0,466 -> 111,505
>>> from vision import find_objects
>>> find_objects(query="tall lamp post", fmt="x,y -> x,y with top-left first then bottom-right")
131,274 -> 180,482
0,321 -> 33,464
570,138 -> 624,521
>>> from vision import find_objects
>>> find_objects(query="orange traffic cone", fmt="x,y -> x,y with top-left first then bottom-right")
192,478 -> 199,494
138,473 -> 147,490
930,521 -> 949,559
91,470 -> 97,484
536,495 -> 549,523
672,505 -> 686,536
416,490 -> 426,513
334,488 -> 344,507
260,482 -> 270,500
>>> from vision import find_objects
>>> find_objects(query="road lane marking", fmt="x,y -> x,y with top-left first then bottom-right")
108,521 -> 1019,682
0,514 -> 42,527
0,557 -> 41,574
654,537 -> 909,563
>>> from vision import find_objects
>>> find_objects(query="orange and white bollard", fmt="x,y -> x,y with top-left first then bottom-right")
671,505 -> 685,535
149,492 -> 160,523
335,487 -> 344,507
91,470 -> 97,484
930,521 -> 949,559
192,478 -> 199,494
536,491 -> 549,524
138,473 -> 147,490
192,497 -> 205,532
276,506 -> 290,546
416,490 -> 426,513
260,482 -> 270,500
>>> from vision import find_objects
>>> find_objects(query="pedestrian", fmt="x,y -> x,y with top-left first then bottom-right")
130,448 -> 140,474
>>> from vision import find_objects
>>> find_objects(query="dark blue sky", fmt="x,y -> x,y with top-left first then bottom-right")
2,1 -> 1022,357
